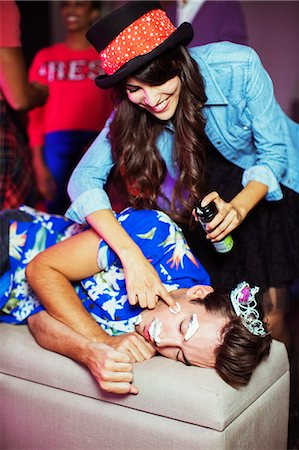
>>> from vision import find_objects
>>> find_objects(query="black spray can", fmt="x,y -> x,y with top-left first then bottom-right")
195,201 -> 234,254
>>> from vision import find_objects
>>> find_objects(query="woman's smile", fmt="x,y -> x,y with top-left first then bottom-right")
126,76 -> 181,120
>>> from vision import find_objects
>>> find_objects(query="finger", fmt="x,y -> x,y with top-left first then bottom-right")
210,217 -> 237,241
137,292 -> 149,309
211,224 -> 236,242
106,349 -> 132,363
100,369 -> 134,383
158,288 -> 176,308
133,339 -> 156,360
106,361 -> 134,373
145,294 -> 158,310
200,191 -> 219,207
127,290 -> 138,306
100,380 -> 139,395
120,340 -> 149,362
206,203 -> 231,232
124,334 -> 156,361
208,212 -> 236,240
192,208 -> 199,222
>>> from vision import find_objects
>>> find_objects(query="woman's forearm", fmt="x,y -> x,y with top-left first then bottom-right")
230,180 -> 268,220
200,180 -> 269,241
86,209 -> 175,308
86,209 -> 145,263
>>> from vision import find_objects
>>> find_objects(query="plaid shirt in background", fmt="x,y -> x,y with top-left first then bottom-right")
0,99 -> 37,210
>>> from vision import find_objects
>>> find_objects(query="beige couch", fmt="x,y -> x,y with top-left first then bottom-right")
0,323 -> 289,450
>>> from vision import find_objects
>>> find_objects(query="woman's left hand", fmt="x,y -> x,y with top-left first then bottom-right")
192,191 -> 245,242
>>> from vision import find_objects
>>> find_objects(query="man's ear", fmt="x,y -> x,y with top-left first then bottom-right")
186,285 -> 214,299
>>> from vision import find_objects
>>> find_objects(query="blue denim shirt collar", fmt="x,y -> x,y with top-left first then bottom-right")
190,48 -> 229,106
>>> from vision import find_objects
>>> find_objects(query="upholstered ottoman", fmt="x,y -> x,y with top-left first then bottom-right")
0,323 -> 289,450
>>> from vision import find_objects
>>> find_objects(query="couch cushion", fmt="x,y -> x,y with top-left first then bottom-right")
0,323 -> 289,432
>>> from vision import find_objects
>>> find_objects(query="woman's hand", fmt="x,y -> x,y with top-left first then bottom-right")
193,181 -> 268,242
87,209 -> 176,310
121,251 -> 176,310
195,191 -> 245,242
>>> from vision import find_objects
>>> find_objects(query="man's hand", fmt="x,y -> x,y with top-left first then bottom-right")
28,312 -> 145,395
104,332 -> 156,362
82,342 -> 139,395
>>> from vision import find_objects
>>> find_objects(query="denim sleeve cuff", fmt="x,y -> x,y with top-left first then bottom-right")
242,165 -> 283,201
65,188 -> 112,224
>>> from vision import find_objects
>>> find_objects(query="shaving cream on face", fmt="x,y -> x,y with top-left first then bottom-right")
184,313 -> 199,341
134,314 -> 143,325
149,319 -> 162,344
169,302 -> 181,314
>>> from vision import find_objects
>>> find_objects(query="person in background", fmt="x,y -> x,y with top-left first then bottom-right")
27,0 -> 112,214
162,0 -> 248,46
0,0 -> 48,210
65,1 -> 299,351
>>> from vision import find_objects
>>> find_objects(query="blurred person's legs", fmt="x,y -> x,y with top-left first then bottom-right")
44,131 -> 97,214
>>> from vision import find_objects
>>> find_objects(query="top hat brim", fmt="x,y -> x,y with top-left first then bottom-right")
95,22 -> 194,89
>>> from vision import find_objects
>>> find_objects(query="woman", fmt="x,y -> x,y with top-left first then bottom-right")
66,1 -> 299,344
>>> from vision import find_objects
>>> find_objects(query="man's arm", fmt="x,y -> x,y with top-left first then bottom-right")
26,228 -> 155,362
28,311 -> 138,395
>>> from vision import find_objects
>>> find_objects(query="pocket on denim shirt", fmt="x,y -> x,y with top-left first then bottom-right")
227,102 -> 253,149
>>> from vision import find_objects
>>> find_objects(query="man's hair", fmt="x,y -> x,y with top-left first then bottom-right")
109,45 -> 208,224
195,290 -> 272,388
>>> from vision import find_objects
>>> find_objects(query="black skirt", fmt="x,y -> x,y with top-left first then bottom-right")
183,144 -> 299,291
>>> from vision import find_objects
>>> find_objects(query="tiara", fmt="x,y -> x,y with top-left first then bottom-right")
230,282 -> 267,336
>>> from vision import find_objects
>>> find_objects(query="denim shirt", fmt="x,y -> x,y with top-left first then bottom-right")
66,42 -> 299,224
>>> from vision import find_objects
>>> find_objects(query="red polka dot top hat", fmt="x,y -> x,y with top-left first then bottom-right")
86,1 -> 194,89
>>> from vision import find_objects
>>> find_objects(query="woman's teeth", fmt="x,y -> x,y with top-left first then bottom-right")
153,99 -> 167,111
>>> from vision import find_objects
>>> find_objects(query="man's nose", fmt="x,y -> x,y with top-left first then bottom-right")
156,331 -> 181,348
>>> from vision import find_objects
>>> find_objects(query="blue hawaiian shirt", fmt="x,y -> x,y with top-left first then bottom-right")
0,207 -> 210,335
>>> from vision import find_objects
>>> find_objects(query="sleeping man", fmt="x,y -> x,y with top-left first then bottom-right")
0,206 -> 271,394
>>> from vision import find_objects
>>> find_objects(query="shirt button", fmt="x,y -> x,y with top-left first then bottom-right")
243,125 -> 248,130
216,141 -> 221,145
89,303 -> 94,310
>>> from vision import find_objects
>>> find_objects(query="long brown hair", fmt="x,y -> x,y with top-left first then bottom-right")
108,45 -> 207,223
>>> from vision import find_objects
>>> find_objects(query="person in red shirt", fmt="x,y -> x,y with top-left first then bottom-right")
28,1 -> 112,214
